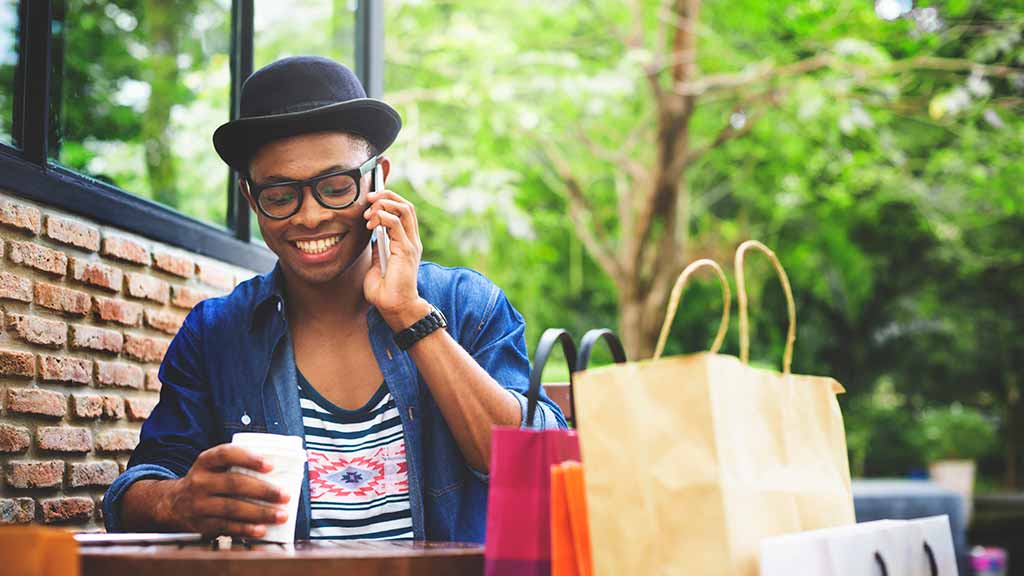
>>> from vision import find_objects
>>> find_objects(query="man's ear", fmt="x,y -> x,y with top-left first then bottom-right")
239,178 -> 257,212
378,156 -> 391,185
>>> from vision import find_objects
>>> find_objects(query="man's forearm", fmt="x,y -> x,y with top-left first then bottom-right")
402,324 -> 521,472
120,478 -> 181,532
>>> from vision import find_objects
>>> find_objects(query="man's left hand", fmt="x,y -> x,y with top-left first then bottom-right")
363,189 -> 430,330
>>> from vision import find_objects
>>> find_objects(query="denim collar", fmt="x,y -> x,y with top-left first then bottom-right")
249,263 -> 286,332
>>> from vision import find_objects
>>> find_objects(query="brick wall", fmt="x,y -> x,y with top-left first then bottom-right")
0,190 -> 255,530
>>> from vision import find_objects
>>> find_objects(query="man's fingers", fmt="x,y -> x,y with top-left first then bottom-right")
367,210 -> 411,248
365,199 -> 413,233
366,189 -> 411,206
366,193 -> 419,243
195,496 -> 288,525
198,519 -> 267,539
206,471 -> 289,504
195,444 -> 271,473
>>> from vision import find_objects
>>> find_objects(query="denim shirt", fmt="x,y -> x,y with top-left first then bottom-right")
104,261 -> 566,542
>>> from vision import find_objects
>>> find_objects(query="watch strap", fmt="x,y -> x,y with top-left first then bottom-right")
394,305 -> 448,351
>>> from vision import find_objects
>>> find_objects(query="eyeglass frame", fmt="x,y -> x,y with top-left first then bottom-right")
244,155 -> 380,220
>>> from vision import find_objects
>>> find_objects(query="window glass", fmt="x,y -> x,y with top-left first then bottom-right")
254,0 -> 356,71
49,0 -> 232,227
0,0 -> 18,148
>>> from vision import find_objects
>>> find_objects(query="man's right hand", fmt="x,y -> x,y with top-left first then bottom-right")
126,444 -> 290,539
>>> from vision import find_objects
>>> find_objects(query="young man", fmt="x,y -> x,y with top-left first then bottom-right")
103,56 -> 565,542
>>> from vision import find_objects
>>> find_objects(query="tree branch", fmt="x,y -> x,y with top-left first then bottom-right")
576,128 -> 647,184
613,169 -> 634,257
652,0 -> 673,75
676,54 -> 1024,97
630,0 -> 702,268
672,0 -> 701,85
676,53 -> 833,96
628,0 -> 646,48
535,142 -> 622,279
581,0 -> 637,53
684,89 -> 782,165
887,56 -> 1023,77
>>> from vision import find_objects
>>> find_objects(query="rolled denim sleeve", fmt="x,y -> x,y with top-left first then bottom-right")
459,282 -> 568,483
508,388 -> 563,431
102,464 -> 180,532
103,304 -> 215,532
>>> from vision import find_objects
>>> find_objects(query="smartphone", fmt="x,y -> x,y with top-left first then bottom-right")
372,163 -> 389,276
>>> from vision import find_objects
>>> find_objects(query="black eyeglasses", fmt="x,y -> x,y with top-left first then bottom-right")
247,155 -> 379,220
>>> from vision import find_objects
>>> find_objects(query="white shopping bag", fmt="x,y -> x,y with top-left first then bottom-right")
761,520 -> 905,576
907,516 -> 958,576
761,516 -> 959,576
825,521 -> 910,576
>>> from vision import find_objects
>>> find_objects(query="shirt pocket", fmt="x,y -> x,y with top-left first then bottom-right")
426,479 -> 464,499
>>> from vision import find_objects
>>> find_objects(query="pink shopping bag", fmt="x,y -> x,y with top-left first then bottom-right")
485,328 -> 580,576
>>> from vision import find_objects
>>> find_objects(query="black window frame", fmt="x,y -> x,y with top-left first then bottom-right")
0,0 -> 383,272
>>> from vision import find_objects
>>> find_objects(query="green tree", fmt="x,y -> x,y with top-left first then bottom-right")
140,0 -> 197,206
52,0 -> 229,224
382,0 -> 1023,482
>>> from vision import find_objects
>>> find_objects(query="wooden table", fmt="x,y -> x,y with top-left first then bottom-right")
80,540 -> 484,576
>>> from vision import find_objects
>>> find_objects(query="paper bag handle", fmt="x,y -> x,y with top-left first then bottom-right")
735,240 -> 796,375
527,328 -> 578,427
652,259 -> 731,360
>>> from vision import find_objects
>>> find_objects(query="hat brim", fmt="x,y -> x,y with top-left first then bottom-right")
213,98 -> 402,173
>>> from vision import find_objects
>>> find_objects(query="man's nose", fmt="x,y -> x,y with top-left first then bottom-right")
290,186 -> 332,229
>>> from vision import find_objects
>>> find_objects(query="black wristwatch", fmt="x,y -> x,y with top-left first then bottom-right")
393,305 -> 448,351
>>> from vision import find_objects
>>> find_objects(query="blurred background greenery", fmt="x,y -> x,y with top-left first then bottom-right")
6,0 -> 1021,490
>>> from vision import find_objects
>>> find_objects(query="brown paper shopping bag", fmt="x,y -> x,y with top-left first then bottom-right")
574,242 -> 855,576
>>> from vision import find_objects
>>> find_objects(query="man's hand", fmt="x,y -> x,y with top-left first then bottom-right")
362,189 -> 431,331
147,445 -> 290,539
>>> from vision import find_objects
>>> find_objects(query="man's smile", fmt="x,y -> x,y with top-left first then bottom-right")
292,233 -> 344,255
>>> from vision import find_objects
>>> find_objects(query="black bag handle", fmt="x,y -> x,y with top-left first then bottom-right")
874,551 -> 889,576
526,328 -> 577,428
923,541 -> 939,576
576,328 -> 627,371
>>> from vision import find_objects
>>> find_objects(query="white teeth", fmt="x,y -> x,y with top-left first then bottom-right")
295,235 -> 341,254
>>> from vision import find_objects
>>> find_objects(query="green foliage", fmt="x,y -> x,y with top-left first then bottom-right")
916,403 -> 999,462
843,378 -> 926,477
844,383 -> 998,475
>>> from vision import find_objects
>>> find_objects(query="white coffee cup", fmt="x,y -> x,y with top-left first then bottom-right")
230,433 -> 306,543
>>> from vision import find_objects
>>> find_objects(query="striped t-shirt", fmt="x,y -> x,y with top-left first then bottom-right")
298,370 -> 414,540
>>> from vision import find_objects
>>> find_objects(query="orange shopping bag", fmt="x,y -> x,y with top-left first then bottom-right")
551,461 -> 593,576
0,526 -> 79,576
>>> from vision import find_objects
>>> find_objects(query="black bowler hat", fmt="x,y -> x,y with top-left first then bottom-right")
213,56 -> 402,173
